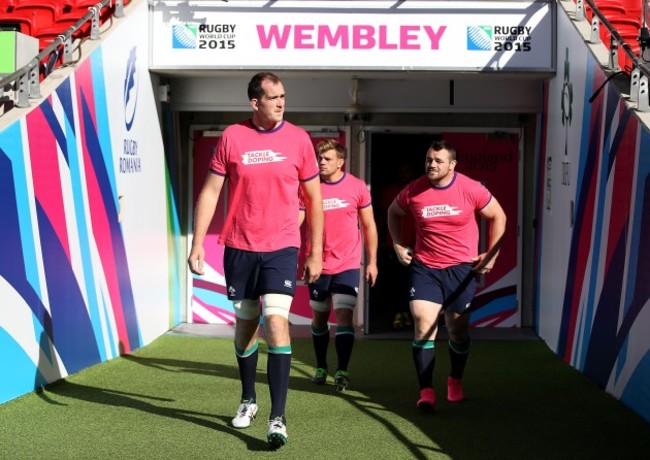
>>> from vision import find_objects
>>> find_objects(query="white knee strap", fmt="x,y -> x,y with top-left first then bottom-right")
233,299 -> 260,320
332,293 -> 357,311
262,293 -> 292,319
310,298 -> 330,313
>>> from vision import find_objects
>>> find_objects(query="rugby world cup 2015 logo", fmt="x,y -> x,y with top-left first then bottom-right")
172,23 -> 197,49
467,26 -> 492,51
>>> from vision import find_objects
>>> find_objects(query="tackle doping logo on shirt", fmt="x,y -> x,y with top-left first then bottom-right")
241,150 -> 286,164
172,23 -> 198,49
323,198 -> 350,210
467,26 -> 492,51
421,205 -> 462,218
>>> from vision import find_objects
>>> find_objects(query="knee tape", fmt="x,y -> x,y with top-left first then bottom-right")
309,299 -> 330,313
332,293 -> 357,311
233,299 -> 260,320
262,293 -> 292,319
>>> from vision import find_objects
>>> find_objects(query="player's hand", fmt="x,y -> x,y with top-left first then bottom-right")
471,253 -> 494,275
394,244 -> 413,266
365,262 -> 378,287
188,246 -> 205,275
302,254 -> 322,284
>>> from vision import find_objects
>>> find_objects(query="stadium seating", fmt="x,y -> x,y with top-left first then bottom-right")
35,3 -> 96,48
602,15 -> 641,52
0,1 -> 62,37
617,32 -> 641,71
615,0 -> 644,23
0,1 -> 119,44
1,0 -> 128,85
67,0 -> 114,28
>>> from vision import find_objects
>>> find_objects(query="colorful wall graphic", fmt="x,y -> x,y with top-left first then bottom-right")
0,2 -> 180,404
536,8 -> 650,422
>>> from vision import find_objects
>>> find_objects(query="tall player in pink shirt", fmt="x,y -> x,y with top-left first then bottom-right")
188,72 -> 324,449
387,140 -> 506,412
300,140 -> 378,392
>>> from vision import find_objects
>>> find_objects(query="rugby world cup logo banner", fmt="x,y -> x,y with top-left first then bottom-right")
467,26 -> 493,50
173,23 -> 197,49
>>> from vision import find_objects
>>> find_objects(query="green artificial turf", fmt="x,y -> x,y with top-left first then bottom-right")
1,334 -> 649,459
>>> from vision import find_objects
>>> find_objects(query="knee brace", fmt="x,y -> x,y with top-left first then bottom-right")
262,293 -> 292,319
309,298 -> 331,313
233,299 -> 260,320
332,293 -> 357,311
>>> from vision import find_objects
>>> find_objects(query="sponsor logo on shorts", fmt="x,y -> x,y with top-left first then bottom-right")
228,286 -> 236,296
284,280 -> 293,288
410,287 -> 416,297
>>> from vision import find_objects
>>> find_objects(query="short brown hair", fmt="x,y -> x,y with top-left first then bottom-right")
429,139 -> 457,161
247,72 -> 281,100
316,139 -> 346,160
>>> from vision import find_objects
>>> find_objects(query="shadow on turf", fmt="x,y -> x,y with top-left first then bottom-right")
34,337 -> 650,459
116,341 -> 457,458
288,340 -> 451,460
40,373 -> 271,451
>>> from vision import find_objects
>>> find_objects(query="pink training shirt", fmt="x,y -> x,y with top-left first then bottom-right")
395,172 -> 492,269
317,172 -> 372,274
210,119 -> 319,252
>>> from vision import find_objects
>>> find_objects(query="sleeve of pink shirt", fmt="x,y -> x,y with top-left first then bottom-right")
298,134 -> 319,181
209,131 -> 228,176
395,185 -> 410,212
472,179 -> 493,210
358,179 -> 372,209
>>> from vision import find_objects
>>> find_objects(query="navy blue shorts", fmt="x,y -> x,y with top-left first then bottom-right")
223,247 -> 298,300
308,268 -> 360,302
409,260 -> 476,314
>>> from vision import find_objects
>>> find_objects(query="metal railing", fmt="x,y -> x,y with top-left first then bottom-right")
0,0 -> 124,112
574,0 -> 650,111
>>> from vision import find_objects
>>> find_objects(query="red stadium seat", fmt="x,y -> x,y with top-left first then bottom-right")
594,1 -> 626,17
11,1 -> 64,18
617,32 -> 641,71
11,0 -> 72,11
609,17 -> 641,36
36,15 -> 93,49
67,0 -> 113,26
592,2 -> 631,45
37,0 -> 96,37
615,0 -> 644,23
0,11 -> 52,37
3,2 -> 62,36
601,14 -> 641,48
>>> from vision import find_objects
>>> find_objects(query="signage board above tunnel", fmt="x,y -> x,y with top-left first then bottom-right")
150,0 -> 555,73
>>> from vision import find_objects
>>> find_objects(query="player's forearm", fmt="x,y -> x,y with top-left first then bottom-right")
363,226 -> 379,266
485,214 -> 507,261
307,201 -> 324,257
191,192 -> 219,247
387,206 -> 404,247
